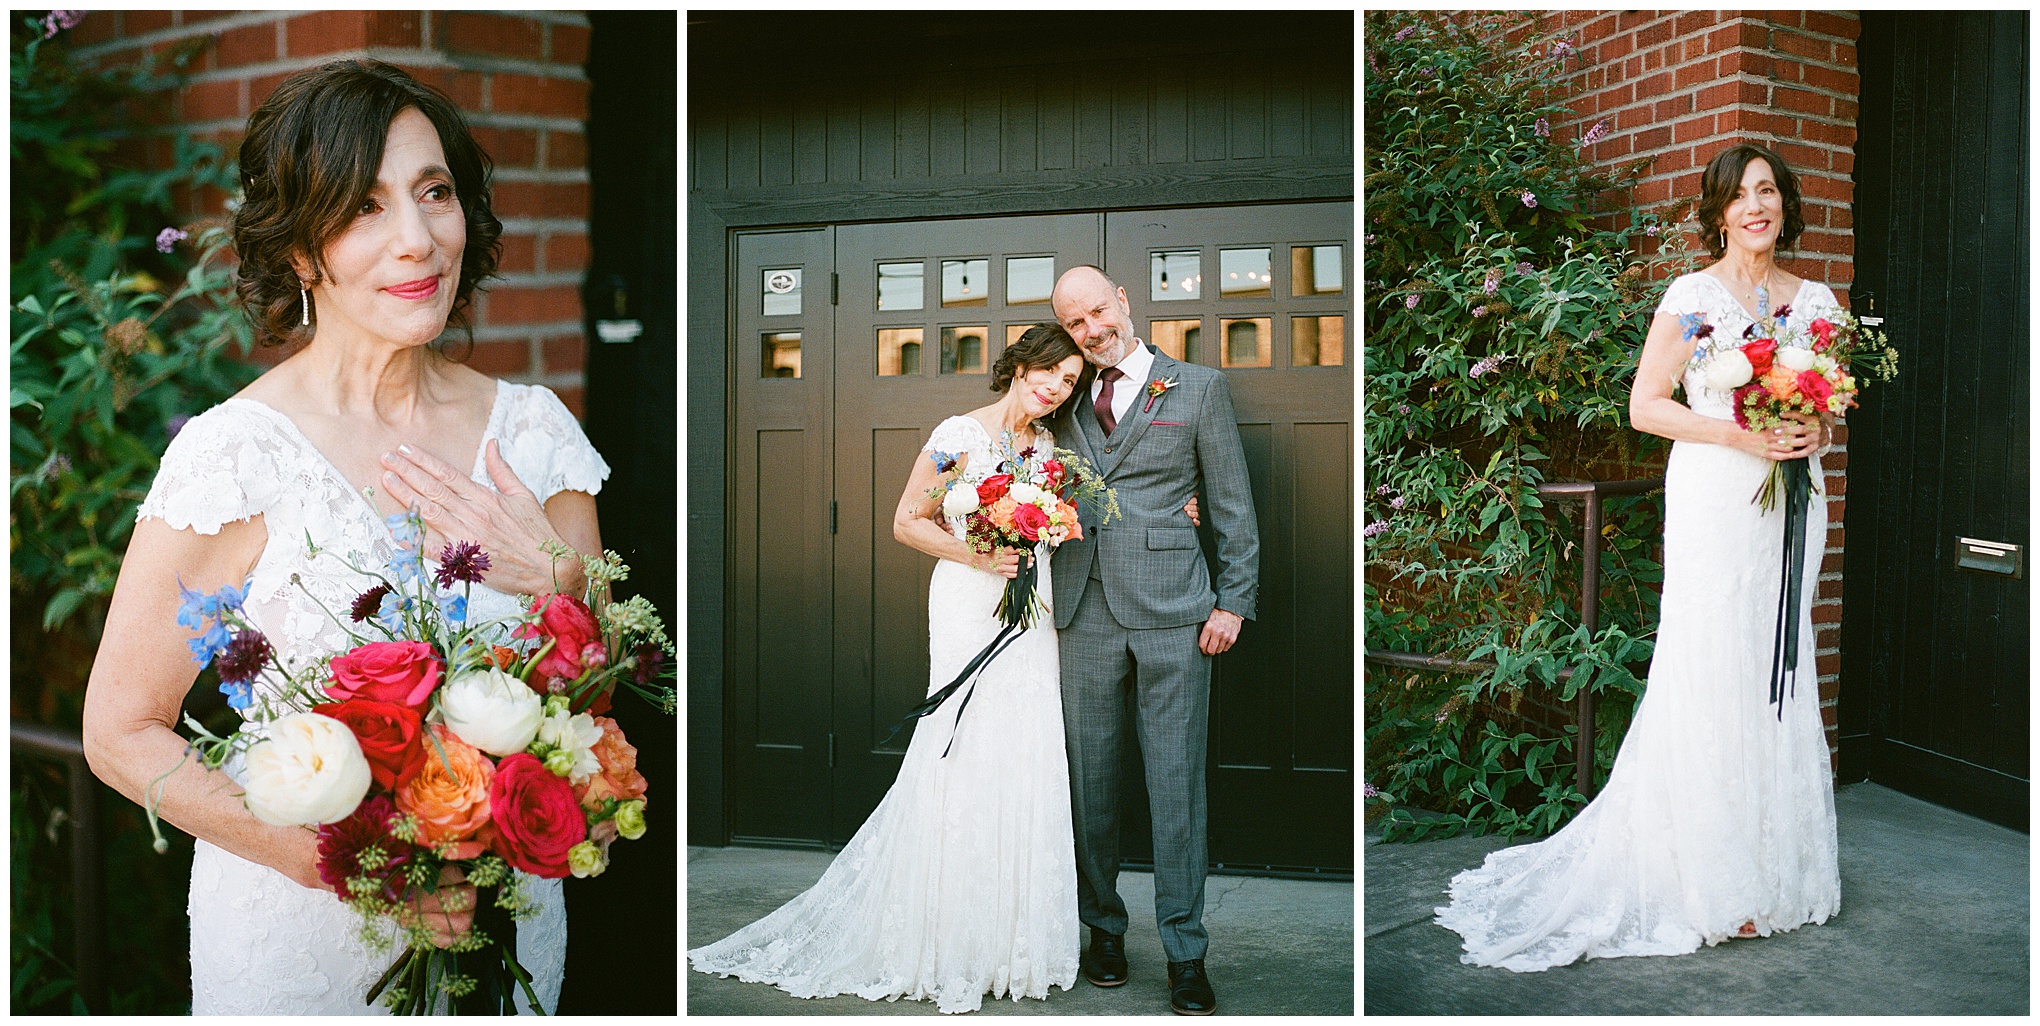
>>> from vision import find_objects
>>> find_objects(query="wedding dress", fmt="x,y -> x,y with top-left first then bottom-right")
689,415 -> 1080,1014
1434,273 -> 1843,971
137,380 -> 608,1014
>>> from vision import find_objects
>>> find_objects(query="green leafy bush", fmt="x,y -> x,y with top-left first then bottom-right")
10,13 -> 253,1013
1363,11 -> 1694,841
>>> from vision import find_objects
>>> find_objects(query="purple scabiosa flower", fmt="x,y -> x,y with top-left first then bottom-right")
1404,293 -> 1420,310
630,640 -> 666,686
1581,119 -> 1611,147
1534,117 -> 1551,138
1472,305 -> 1488,318
1394,25 -> 1416,42
434,540 -> 492,588
216,629 -> 273,687
155,227 -> 188,254
1363,520 -> 1390,539
1483,270 -> 1500,295
1773,304 -> 1793,320
1520,190 -> 1538,209
349,583 -> 393,623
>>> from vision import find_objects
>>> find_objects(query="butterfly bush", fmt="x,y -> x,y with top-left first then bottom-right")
1365,11 -> 1702,841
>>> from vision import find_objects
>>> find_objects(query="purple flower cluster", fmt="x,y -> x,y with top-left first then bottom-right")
155,227 -> 188,254
41,10 -> 83,38
1483,270 -> 1500,295
1404,294 -> 1420,310
1534,117 -> 1551,138
1468,355 -> 1503,378
1550,39 -> 1575,59
1581,119 -> 1611,147
1394,25 -> 1416,42
1363,520 -> 1390,539
1520,190 -> 1538,209
434,540 -> 492,589
1472,305 -> 1488,318
1516,262 -> 1535,276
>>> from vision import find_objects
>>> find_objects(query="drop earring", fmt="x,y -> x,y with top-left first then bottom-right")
300,282 -> 310,326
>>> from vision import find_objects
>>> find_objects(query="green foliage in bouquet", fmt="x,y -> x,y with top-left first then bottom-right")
9,14 -> 249,1013
1363,11 -> 1695,842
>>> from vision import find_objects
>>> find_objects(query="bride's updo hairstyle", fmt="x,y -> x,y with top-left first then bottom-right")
993,323 -> 1089,417
232,59 -> 502,346
1695,142 -> 1805,261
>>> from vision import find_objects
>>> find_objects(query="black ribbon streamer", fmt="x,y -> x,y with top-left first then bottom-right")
1766,456 -> 1813,721
880,554 -> 1038,757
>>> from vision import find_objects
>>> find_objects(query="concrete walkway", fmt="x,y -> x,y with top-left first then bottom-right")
686,845 -> 1354,1015
1364,782 -> 2028,1015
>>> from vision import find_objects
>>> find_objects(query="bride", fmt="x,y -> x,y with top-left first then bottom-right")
1434,142 -> 1842,970
688,325 -> 1091,1013
80,61 -> 606,1013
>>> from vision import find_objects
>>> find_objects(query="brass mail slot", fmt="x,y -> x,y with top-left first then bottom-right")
1956,537 -> 2023,579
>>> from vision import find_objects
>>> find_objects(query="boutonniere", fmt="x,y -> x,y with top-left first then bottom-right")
1142,377 -> 1178,413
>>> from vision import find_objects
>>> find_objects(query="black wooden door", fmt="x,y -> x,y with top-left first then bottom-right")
1105,203 -> 1354,872
1842,11 -> 2029,831
830,215 -> 1100,841
727,227 -> 838,845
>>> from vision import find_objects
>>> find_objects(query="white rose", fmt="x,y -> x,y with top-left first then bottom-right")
438,667 -> 544,756
1812,354 -> 1838,375
1703,350 -> 1754,390
941,482 -> 979,518
1776,346 -> 1815,372
1009,482 -> 1044,505
535,708 -> 604,782
242,713 -> 372,827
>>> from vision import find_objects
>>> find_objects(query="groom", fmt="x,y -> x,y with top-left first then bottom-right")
1046,266 -> 1259,1016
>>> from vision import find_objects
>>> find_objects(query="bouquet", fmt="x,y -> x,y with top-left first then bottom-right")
886,436 -> 1119,754
157,511 -> 676,1014
1680,287 -> 1898,717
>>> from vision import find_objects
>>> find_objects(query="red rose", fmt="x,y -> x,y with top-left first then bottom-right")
327,641 -> 441,710
1043,460 -> 1066,489
1741,337 -> 1777,376
1011,502 -> 1049,542
314,698 -> 427,791
486,753 -> 588,879
514,594 -> 603,682
976,473 -> 1013,506
1809,317 -> 1838,343
1796,370 -> 1835,406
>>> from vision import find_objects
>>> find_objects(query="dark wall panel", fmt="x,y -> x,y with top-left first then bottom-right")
869,427 -> 934,747
755,429 -> 813,746
1292,421 -> 1353,772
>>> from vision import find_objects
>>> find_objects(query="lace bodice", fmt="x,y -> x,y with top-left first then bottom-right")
142,378 -> 605,1015
1654,273 -> 1843,420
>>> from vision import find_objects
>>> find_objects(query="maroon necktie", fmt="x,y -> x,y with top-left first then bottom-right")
1094,366 -> 1125,436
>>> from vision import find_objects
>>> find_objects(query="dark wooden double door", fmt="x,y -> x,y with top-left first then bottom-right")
1843,11 -> 2028,830
727,203 -> 1354,870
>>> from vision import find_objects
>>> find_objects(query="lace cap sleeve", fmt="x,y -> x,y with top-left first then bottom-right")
1653,274 -> 1706,319
135,402 -> 281,535
922,415 -> 981,456
501,385 -> 610,503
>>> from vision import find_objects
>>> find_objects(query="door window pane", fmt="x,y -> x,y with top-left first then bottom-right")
1007,256 -> 1055,305
942,259 -> 988,307
1291,245 -> 1344,296
761,331 -> 802,378
1150,250 -> 1201,301
1292,315 -> 1344,367
878,328 -> 924,376
762,267 -> 801,316
1219,317 -> 1272,368
1150,319 -> 1202,363
940,327 -> 989,375
878,262 -> 924,312
1220,247 -> 1272,298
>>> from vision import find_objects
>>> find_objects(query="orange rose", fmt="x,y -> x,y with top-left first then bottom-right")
1056,501 -> 1084,542
1761,363 -> 1800,399
987,497 -> 1019,532
577,716 -> 648,811
394,724 -> 493,857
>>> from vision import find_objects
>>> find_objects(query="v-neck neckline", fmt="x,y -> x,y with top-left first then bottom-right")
225,379 -> 508,531
1696,272 -> 1812,324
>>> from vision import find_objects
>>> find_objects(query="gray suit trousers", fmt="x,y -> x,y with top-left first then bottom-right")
1060,575 -> 1210,962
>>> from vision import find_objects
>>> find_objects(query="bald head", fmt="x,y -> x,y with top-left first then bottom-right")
1052,265 -> 1138,368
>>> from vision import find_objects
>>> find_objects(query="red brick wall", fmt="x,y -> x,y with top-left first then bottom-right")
1506,10 -> 1863,769
70,10 -> 593,415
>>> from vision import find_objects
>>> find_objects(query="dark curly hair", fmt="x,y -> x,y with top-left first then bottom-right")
1695,143 -> 1804,261
993,323 -> 1088,418
232,59 -> 501,347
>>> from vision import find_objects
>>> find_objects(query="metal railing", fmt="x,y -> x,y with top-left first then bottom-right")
11,721 -> 106,1014
1366,477 -> 1664,801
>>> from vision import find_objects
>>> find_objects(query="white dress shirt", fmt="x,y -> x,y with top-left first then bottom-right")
1089,340 -> 1156,428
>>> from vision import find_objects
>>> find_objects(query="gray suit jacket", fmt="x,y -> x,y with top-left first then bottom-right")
1048,347 -> 1259,631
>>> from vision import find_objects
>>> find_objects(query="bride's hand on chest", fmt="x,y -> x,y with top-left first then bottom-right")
378,440 -> 590,598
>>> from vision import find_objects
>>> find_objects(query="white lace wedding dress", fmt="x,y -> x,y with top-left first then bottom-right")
1434,273 -> 1843,971
136,379 -> 608,1014
688,415 -> 1079,1014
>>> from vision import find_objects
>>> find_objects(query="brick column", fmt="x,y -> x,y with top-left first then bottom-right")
1503,10 -> 1863,767
70,10 -> 593,415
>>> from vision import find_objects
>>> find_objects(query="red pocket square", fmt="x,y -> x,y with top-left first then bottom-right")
1153,420 -> 1187,426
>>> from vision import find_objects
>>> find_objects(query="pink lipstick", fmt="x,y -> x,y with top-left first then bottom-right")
385,276 -> 440,300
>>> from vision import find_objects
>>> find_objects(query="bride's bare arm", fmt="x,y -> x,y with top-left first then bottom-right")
80,515 -> 329,890
1629,311 -> 1821,461
892,451 -> 1021,578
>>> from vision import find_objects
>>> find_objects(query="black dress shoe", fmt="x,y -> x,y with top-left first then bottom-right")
1166,959 -> 1217,1016
1081,928 -> 1129,987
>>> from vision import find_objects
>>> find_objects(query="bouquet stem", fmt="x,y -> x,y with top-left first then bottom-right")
363,883 -> 545,1014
